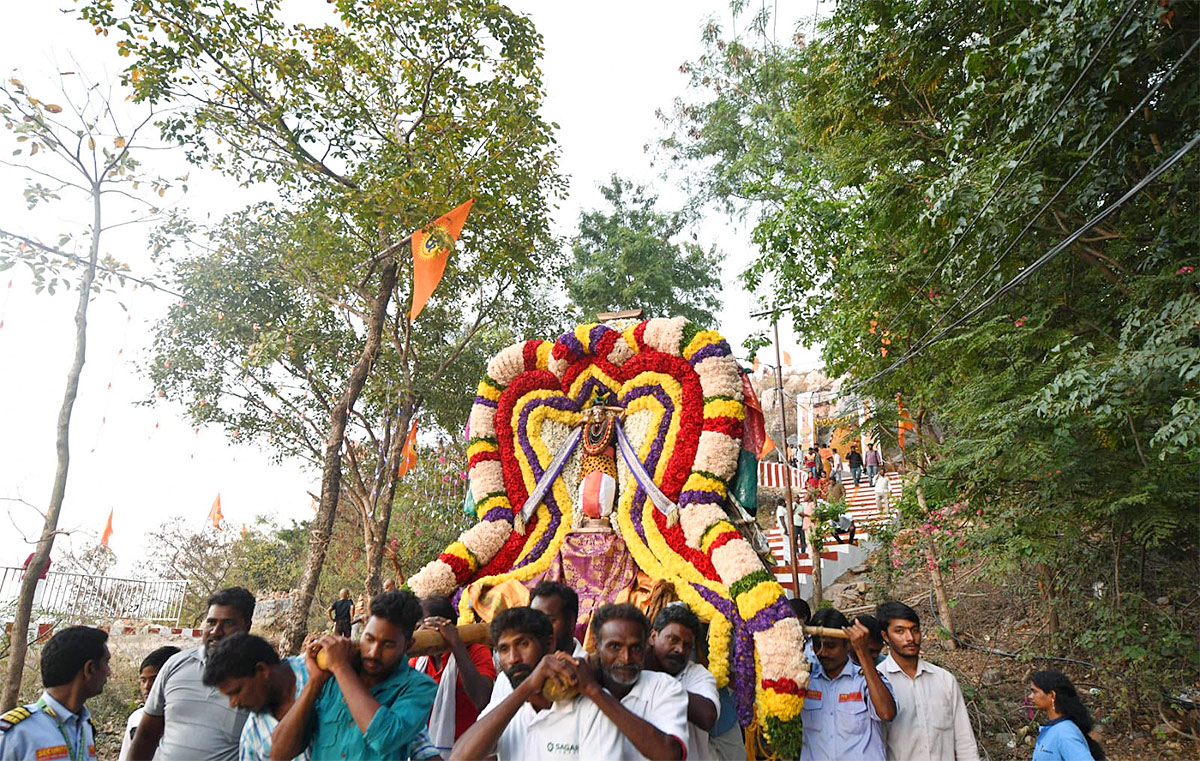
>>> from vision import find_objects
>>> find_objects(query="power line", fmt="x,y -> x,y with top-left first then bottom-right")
871,0 -> 1146,346
908,35 -> 1200,349
849,131 -> 1200,393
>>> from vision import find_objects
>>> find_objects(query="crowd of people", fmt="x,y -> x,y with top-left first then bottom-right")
0,584 -> 1105,760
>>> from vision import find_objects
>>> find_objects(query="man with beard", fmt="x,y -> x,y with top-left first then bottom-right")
575,603 -> 689,761
270,589 -> 436,760
644,605 -> 719,761
129,586 -> 255,760
876,601 -> 979,761
450,607 -> 583,761
202,633 -> 439,761
801,607 -> 896,761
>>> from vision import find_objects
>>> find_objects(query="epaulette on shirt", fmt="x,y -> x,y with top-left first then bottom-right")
0,705 -> 32,731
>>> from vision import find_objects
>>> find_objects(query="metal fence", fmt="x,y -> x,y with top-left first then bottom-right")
0,566 -> 187,625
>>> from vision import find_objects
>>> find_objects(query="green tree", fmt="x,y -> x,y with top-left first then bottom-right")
82,0 -> 566,651
566,174 -> 724,325
665,0 -> 1198,734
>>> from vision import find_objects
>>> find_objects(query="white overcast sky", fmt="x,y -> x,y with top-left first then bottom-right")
0,1 -> 824,574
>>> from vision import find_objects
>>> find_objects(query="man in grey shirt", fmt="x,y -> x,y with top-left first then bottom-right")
128,586 -> 255,760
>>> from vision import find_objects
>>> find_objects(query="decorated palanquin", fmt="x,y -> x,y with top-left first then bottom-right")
407,317 -> 808,752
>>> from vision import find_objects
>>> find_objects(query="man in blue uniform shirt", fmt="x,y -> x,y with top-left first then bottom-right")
801,607 -> 896,761
0,625 -> 111,760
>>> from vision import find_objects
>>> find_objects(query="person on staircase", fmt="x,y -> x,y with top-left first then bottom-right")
831,447 -> 843,483
874,470 -> 893,515
865,444 -> 883,486
848,445 -> 865,488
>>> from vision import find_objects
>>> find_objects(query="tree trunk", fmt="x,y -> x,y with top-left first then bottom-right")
365,407 -> 410,599
807,524 -> 823,607
279,258 -> 398,654
915,483 -> 957,648
1034,562 -> 1060,634
2,186 -> 101,711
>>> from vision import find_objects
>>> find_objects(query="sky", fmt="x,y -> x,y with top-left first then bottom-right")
0,1 -> 824,574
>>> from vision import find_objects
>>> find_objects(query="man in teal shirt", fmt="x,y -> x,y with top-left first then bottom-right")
271,590 -> 436,760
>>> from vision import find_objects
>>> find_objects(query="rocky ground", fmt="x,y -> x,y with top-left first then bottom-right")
822,562 -> 1200,761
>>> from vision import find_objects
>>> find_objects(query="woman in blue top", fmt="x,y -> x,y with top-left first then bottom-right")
1029,670 -> 1105,761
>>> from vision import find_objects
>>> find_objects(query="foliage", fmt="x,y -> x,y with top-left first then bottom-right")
136,516 -> 305,625
665,0 -> 1199,731
565,174 -> 724,325
80,0 -> 568,596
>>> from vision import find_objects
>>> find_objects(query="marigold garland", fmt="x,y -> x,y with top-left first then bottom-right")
406,319 -> 805,752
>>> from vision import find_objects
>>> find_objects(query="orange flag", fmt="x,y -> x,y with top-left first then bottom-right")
752,356 -> 760,373
409,199 -> 475,322
208,493 -> 225,531
783,350 -> 793,366
897,393 -> 915,450
100,508 -> 114,548
397,418 -> 418,477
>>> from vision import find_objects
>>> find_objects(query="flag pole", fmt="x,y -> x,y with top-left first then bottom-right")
773,319 -> 803,601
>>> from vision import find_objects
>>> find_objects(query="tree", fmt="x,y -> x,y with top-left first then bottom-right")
0,73 -> 170,710
565,174 -> 724,325
82,0 -> 566,652
664,0 -> 1199,711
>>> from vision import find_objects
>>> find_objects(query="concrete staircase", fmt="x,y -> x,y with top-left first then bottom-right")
764,470 -> 902,598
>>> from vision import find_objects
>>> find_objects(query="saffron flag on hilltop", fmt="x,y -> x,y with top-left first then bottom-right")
397,418 -> 418,477
100,508 -> 114,548
208,493 -> 225,531
409,199 -> 475,322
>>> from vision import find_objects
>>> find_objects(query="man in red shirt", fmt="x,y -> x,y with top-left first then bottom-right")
411,595 -> 497,756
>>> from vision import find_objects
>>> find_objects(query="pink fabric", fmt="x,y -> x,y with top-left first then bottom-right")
534,532 -> 639,642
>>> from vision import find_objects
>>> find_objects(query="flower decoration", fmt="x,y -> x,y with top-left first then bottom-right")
406,319 -> 806,755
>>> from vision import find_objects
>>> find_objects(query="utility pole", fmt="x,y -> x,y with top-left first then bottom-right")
771,320 -> 803,601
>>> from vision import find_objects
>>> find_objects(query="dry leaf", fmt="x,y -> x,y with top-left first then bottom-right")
114,136 -> 126,148
44,104 -> 63,114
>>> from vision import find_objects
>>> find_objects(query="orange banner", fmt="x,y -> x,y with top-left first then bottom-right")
208,493 -> 224,531
409,199 -> 475,322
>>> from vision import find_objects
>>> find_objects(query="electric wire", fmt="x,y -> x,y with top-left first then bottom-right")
907,35 -> 1200,350
848,131 -> 1200,393
871,0 -> 1146,346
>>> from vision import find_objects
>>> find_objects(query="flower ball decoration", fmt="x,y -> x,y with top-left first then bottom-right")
406,318 -> 807,752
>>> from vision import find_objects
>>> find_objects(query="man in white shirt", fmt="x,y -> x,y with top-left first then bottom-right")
644,604 -> 719,760
876,601 -> 980,761
775,498 -> 795,564
575,604 -> 690,760
450,607 -> 583,761
118,646 -> 180,761
874,470 -> 892,514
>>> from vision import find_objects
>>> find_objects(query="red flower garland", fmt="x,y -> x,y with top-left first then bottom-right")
495,369 -> 561,511
620,350 -> 703,499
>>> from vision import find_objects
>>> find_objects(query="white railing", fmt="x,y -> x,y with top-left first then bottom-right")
0,566 -> 187,625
